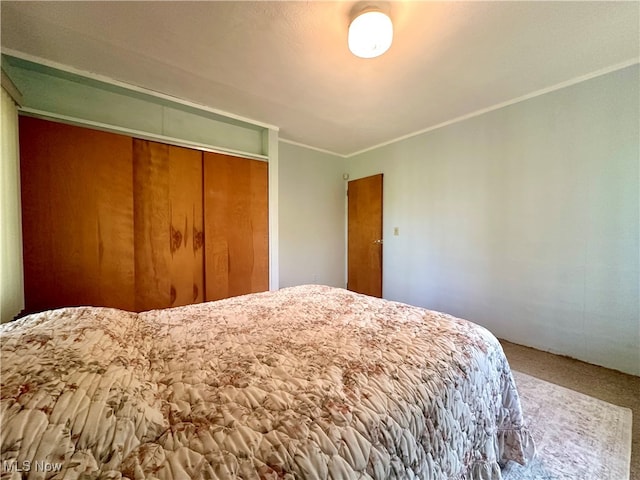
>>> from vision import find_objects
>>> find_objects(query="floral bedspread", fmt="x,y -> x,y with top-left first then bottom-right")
1,285 -> 534,479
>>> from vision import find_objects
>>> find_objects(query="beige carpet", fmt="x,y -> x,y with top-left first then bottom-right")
502,371 -> 633,480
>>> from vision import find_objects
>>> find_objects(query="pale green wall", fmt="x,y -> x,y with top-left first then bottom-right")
2,55 -> 266,157
347,65 -> 640,375
278,142 -> 346,288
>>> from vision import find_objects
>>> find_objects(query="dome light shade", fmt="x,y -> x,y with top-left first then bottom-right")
348,10 -> 393,58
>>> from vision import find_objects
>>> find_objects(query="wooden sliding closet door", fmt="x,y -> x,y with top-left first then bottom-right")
203,153 -> 268,301
19,116 -> 135,313
133,140 -> 204,311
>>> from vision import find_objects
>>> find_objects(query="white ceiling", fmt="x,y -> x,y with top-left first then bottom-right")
2,1 -> 639,157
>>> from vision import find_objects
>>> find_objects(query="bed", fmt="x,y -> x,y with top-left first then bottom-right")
1,285 -> 534,479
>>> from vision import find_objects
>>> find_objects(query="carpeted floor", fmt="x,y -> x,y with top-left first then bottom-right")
500,340 -> 640,480
503,371 -> 631,479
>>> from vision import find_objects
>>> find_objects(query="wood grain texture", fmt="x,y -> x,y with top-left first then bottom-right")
19,116 -> 135,313
203,153 -> 269,301
133,140 -> 204,311
169,145 -> 205,307
348,174 -> 383,298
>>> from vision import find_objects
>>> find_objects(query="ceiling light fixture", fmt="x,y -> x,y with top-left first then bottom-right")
348,9 -> 393,59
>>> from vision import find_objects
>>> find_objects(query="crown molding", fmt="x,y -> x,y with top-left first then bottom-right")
346,58 -> 639,158
2,48 -> 279,132
279,137 -> 347,158
1,68 -> 23,105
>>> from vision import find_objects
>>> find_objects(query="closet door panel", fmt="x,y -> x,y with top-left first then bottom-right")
169,145 -> 205,307
19,116 -> 135,313
203,153 -> 268,301
133,140 -> 203,310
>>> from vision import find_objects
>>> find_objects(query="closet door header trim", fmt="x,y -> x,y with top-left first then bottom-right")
19,108 -> 269,162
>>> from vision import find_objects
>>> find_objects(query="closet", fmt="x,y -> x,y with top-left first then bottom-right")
19,116 -> 268,314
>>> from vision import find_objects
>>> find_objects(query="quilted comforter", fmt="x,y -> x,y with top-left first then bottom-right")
1,285 -> 534,479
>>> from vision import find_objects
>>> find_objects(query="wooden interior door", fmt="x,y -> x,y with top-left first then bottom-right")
348,174 -> 383,297
133,139 -> 204,311
19,116 -> 135,313
203,152 -> 269,300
